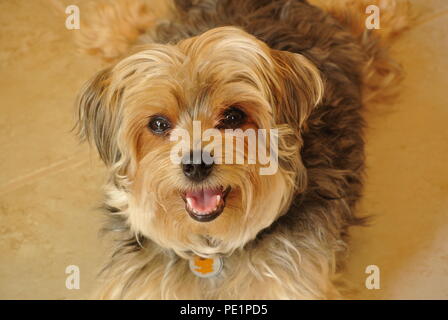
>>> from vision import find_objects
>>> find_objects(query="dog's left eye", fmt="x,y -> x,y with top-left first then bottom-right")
148,116 -> 171,135
217,107 -> 247,129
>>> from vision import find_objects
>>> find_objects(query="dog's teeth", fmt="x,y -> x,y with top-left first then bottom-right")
187,198 -> 194,208
185,193 -> 225,216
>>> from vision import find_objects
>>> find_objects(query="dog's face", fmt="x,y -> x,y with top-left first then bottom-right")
77,27 -> 323,257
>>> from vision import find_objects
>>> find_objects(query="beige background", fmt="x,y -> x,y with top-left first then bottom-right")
0,0 -> 447,299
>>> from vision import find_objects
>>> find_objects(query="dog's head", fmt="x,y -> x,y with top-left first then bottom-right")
76,27 -> 323,257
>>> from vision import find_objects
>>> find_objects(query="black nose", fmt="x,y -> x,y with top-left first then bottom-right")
182,151 -> 214,182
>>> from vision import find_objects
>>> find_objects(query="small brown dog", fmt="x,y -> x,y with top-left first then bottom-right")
76,0 -> 410,299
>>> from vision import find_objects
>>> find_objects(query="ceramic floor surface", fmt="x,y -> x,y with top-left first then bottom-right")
0,0 -> 447,299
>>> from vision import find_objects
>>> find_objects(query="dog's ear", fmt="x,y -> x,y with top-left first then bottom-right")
75,67 -> 123,166
266,50 -> 323,193
269,50 -> 324,133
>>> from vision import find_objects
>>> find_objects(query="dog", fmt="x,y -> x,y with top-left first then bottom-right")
75,0 -> 410,299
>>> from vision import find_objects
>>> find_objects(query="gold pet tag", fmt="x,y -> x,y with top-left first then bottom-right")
189,256 -> 223,278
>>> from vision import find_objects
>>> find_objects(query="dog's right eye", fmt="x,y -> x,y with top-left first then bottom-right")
148,116 -> 171,135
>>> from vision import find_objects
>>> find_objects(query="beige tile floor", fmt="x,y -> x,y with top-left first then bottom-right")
0,0 -> 447,299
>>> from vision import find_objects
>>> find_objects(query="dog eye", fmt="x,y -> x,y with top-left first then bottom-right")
148,116 -> 171,135
218,107 -> 247,129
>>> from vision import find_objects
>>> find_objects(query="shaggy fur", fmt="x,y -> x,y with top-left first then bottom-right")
76,0 -> 410,299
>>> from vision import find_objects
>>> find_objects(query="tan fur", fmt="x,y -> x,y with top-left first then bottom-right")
76,0 -> 172,60
95,221 -> 342,299
76,0 -> 410,299
78,27 -> 322,258
309,0 -> 413,104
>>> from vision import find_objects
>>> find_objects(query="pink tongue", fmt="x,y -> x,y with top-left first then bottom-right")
185,189 -> 222,214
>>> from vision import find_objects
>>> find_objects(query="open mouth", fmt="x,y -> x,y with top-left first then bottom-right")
182,186 -> 231,222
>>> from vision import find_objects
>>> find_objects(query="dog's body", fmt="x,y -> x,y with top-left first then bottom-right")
76,0 -> 409,299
